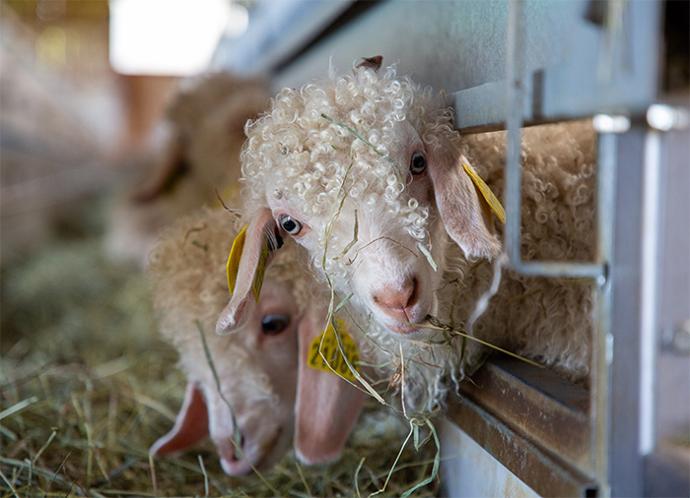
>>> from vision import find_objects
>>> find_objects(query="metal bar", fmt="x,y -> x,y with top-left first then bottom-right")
639,129 -> 662,455
606,125 -> 647,497
504,0 -> 525,267
502,262 -> 605,281
446,395 -> 598,498
505,0 -> 607,282
643,113 -> 690,498
591,124 -> 621,498
458,358 -> 591,470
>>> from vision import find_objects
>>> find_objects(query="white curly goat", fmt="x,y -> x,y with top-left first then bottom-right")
222,58 -> 596,416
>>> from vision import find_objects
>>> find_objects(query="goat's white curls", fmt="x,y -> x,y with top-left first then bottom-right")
240,64 -> 455,277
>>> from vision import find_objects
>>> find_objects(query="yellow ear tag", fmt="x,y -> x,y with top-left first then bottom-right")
461,157 -> 506,224
307,317 -> 360,382
226,224 -> 248,295
225,224 -> 269,301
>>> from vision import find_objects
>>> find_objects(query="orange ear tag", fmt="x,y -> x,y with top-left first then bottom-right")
226,225 -> 248,296
307,317 -> 360,382
461,155 -> 506,224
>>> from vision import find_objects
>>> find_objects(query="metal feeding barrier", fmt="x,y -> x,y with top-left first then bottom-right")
503,0 -> 611,494
500,1 -> 688,497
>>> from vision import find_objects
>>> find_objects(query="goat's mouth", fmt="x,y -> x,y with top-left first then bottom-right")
377,299 -> 433,336
254,426 -> 284,469
219,427 -> 283,476
389,322 -> 423,334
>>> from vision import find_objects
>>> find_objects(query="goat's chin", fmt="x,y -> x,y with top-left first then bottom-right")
257,427 -> 292,470
377,310 -> 434,338
388,322 -> 424,335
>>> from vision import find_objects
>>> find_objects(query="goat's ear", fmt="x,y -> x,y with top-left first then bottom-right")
427,141 -> 502,260
216,208 -> 283,334
149,383 -> 209,456
294,306 -> 365,465
356,55 -> 383,71
131,135 -> 188,203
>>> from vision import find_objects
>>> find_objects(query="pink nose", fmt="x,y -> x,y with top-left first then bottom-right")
372,277 -> 418,320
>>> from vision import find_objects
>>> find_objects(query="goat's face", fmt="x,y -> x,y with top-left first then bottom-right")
263,119 -> 448,334
151,280 -> 299,476
209,280 -> 298,475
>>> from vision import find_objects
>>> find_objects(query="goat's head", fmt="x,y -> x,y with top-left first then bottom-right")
233,59 -> 501,338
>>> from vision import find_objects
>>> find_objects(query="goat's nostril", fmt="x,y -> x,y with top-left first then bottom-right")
407,277 -> 419,308
372,277 -> 418,312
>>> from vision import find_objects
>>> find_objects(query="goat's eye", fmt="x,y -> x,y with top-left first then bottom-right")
278,214 -> 302,235
410,151 -> 427,175
261,314 -> 290,336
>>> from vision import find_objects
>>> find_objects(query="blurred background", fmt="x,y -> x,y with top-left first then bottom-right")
0,0 -> 245,264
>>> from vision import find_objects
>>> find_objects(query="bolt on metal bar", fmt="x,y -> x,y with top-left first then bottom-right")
505,0 -> 606,284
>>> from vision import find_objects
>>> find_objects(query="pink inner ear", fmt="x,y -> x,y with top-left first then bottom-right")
150,383 -> 209,456
294,309 -> 365,465
428,147 -> 502,260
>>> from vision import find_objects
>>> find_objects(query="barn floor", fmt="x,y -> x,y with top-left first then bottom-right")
0,199 -> 439,497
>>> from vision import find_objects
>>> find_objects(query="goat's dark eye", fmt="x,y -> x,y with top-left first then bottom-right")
261,314 -> 290,336
278,214 -> 302,235
410,151 -> 427,175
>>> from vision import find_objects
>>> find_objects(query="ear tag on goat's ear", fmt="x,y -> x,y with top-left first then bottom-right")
225,224 -> 269,301
226,225 -> 248,295
461,156 -> 506,224
307,317 -> 360,382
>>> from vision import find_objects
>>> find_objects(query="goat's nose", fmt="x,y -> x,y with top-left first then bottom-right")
372,277 -> 418,316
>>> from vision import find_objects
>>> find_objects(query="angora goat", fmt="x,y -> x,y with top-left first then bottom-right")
149,208 -> 365,471
106,73 -> 269,267
223,58 -> 595,415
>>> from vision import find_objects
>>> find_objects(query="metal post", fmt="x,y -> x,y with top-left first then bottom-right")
505,0 -> 525,267
591,121 -> 626,498
505,0 -> 606,282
